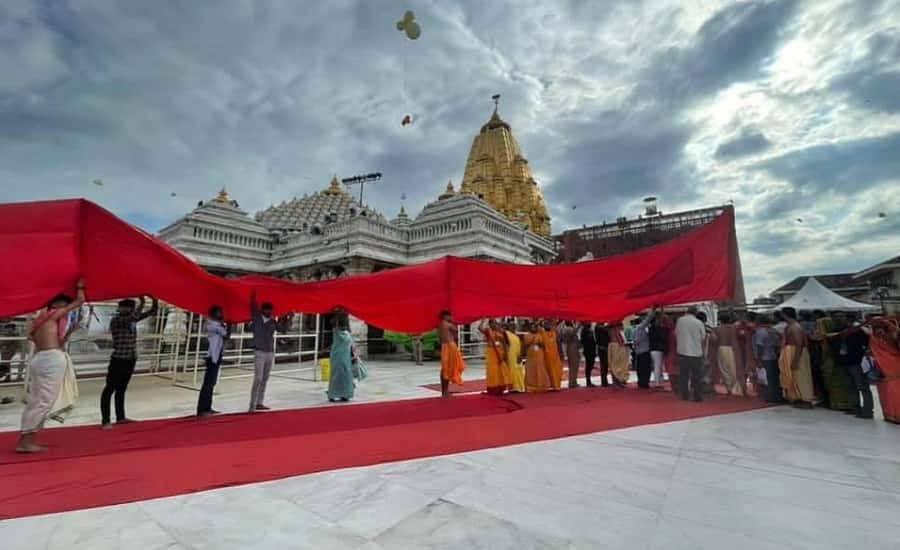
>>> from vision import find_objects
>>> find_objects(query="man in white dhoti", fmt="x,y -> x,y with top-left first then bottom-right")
17,278 -> 85,453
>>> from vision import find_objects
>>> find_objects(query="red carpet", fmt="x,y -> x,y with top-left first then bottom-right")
0,388 -> 769,519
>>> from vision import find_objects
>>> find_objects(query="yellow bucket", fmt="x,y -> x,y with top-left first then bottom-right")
320,358 -> 331,381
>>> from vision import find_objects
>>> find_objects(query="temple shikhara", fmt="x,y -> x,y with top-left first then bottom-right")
158,102 -> 556,282
459,100 -> 552,237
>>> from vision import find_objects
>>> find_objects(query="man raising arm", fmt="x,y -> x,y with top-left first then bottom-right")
17,278 -> 86,453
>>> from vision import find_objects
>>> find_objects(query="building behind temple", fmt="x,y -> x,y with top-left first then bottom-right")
553,198 -> 746,304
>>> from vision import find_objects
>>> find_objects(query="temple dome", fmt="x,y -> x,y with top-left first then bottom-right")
460,101 -> 551,236
255,175 -> 385,232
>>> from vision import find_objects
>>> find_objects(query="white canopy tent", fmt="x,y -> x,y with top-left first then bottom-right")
777,277 -> 879,312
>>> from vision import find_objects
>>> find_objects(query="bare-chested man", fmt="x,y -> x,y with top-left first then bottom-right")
438,310 -> 465,397
778,307 -> 815,408
17,278 -> 86,453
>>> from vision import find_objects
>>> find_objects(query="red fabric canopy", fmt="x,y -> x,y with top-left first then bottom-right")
0,199 -> 741,332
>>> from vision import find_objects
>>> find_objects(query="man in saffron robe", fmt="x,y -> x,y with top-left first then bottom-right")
539,319 -> 563,390
479,319 -> 510,395
524,321 -> 552,392
18,278 -> 85,453
505,321 -> 525,393
778,307 -> 815,408
438,310 -> 465,397
607,322 -> 630,388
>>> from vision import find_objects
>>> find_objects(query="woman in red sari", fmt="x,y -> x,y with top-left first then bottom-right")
870,317 -> 900,423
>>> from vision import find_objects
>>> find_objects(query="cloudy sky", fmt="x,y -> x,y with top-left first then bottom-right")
2,0 -> 899,298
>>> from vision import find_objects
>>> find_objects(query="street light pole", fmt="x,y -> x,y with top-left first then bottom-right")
341,173 -> 382,207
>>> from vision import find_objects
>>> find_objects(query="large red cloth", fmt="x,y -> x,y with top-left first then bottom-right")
0,199 -> 741,332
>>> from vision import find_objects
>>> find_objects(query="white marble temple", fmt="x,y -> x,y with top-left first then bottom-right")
1,360 -> 899,550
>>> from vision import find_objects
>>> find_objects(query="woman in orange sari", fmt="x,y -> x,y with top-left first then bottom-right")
479,319 -> 510,395
523,321 -> 553,392
539,319 -> 563,390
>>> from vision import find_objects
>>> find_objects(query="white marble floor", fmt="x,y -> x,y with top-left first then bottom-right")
1,361 -> 899,550
0,359 -> 480,431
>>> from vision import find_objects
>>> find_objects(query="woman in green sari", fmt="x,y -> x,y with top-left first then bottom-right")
816,316 -> 852,410
327,313 -> 356,402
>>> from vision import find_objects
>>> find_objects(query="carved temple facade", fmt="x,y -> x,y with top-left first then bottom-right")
158,106 -> 556,285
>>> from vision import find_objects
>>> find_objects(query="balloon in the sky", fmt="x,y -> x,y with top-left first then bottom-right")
92,179 -> 104,187
396,10 -> 421,40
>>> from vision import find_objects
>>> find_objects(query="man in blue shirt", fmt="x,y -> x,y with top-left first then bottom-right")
632,308 -> 657,389
753,315 -> 784,403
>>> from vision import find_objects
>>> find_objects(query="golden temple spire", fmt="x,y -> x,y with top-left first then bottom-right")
214,187 -> 231,202
326,174 -> 344,195
459,98 -> 551,236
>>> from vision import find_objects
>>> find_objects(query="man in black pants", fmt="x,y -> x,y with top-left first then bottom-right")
580,322 -> 597,387
832,313 -> 873,419
101,296 -> 158,429
198,305 -> 230,417
632,308 -> 656,389
594,323 -> 610,387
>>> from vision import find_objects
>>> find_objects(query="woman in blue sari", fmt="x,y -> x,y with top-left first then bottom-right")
328,313 -> 356,402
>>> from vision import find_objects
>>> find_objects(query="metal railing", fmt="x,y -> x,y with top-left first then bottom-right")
0,305 -> 497,390
0,302 -> 323,389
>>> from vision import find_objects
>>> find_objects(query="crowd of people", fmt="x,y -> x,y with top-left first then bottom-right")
436,306 -> 891,421
11,278 -> 898,453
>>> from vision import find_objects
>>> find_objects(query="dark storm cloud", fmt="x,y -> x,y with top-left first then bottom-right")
538,110 -> 696,228
634,0 -> 799,105
830,29 -> 900,113
743,225 -> 809,256
715,130 -> 772,160
757,131 -> 900,194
